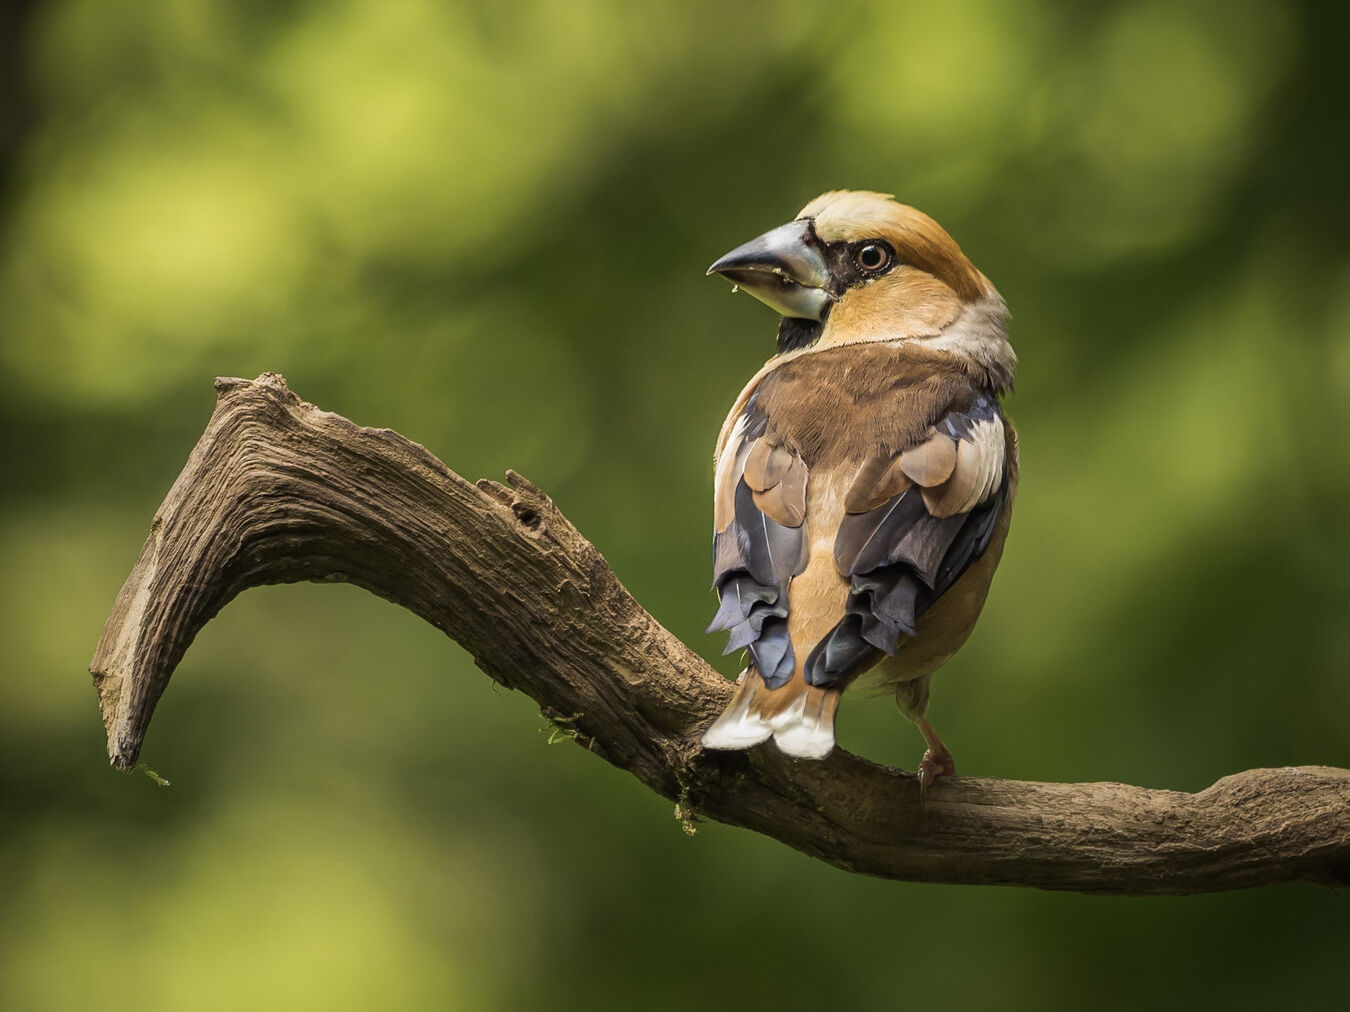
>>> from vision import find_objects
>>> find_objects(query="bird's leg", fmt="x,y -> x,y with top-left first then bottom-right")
915,717 -> 956,802
893,677 -> 953,803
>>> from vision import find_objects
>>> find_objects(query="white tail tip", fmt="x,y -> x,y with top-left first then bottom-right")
701,674 -> 838,759
772,719 -> 835,759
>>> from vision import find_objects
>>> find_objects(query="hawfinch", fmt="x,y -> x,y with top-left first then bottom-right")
701,190 -> 1017,789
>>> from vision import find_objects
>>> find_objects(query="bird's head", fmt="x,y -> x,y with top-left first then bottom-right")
708,190 -> 1014,390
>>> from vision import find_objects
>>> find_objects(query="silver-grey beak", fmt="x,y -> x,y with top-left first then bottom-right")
707,218 -> 833,321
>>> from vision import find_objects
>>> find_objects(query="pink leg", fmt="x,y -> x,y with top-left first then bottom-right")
915,717 -> 956,802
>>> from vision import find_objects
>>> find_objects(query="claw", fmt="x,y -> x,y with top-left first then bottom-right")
916,746 -> 956,812
912,716 -> 956,812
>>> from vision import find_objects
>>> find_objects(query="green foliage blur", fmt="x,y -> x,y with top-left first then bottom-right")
3,0 -> 1347,1008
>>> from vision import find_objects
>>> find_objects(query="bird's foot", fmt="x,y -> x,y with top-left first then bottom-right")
916,747 -> 956,808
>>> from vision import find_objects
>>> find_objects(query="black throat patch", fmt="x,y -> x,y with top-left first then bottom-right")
776,316 -> 824,353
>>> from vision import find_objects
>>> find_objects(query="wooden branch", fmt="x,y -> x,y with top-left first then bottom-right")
90,373 -> 1350,895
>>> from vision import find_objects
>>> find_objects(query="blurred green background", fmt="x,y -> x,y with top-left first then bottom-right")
2,0 -> 1347,1008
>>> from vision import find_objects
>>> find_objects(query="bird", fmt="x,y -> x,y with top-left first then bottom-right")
700,190 -> 1018,791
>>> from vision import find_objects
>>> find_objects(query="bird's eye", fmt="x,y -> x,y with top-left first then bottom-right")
855,242 -> 892,273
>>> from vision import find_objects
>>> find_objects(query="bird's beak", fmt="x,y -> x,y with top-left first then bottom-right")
707,218 -> 833,321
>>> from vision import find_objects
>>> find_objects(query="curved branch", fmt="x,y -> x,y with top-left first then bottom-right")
90,373 -> 1350,895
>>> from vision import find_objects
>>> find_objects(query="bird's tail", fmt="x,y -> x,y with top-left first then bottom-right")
701,672 -> 839,759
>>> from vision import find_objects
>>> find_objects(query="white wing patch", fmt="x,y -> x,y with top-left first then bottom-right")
922,415 -> 1005,518
713,413 -> 751,533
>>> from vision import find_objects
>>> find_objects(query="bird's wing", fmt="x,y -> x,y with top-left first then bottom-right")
804,392 -> 1010,688
707,401 -> 809,689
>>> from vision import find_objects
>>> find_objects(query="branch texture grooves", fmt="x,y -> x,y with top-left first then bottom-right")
90,374 -> 1350,894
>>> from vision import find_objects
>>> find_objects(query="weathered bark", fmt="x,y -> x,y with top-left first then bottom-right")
90,373 -> 1350,895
